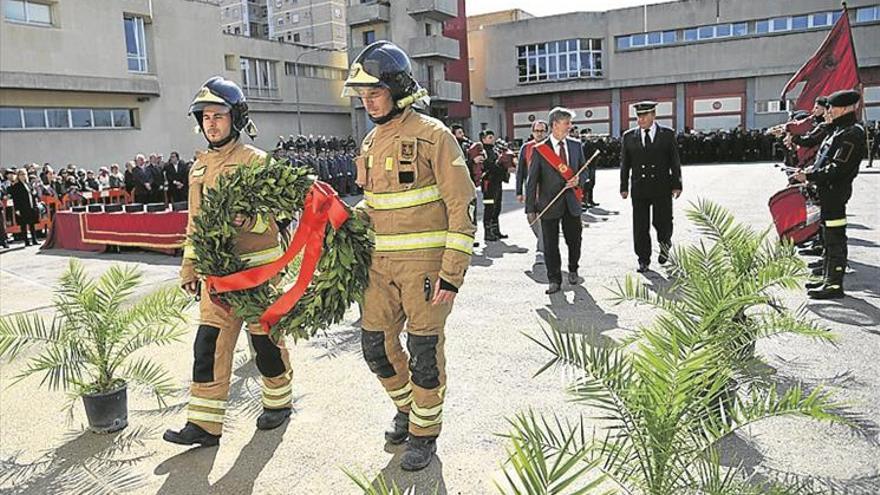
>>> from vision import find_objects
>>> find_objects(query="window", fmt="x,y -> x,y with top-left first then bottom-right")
22,108 -> 45,128
284,62 -> 347,80
616,36 -> 630,49
684,28 -> 698,41
647,31 -> 662,45
516,38 -> 602,83
662,30 -> 677,43
771,17 -> 789,32
755,100 -> 791,114
93,109 -> 113,128
631,33 -> 646,47
4,0 -> 51,25
425,23 -> 432,36
756,20 -> 770,33
291,13 -> 299,23
855,6 -> 879,23
698,25 -> 714,39
363,30 -> 375,45
792,15 -> 808,30
810,12 -> 830,27
715,24 -> 731,37
240,57 -> 278,98
732,22 -> 748,36
0,108 -> 22,129
124,16 -> 148,73
71,109 -> 92,128
293,33 -> 300,42
46,109 -> 69,128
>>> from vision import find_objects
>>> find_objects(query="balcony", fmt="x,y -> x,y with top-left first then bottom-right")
408,35 -> 459,60
406,0 -> 457,22
347,2 -> 390,27
420,79 -> 462,102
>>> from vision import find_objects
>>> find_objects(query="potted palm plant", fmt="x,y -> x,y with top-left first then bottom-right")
0,260 -> 191,433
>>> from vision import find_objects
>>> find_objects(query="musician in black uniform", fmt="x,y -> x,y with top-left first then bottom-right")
579,128 -> 599,208
478,130 -> 506,241
794,89 -> 866,300
620,101 -> 682,273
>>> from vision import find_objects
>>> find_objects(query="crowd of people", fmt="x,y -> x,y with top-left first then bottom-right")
272,134 -> 361,197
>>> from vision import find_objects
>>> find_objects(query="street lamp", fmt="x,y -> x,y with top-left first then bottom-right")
293,46 -> 345,135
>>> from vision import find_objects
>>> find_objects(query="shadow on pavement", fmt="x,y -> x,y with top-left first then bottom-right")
371,448 -> 446,495
536,284 -> 619,349
807,296 -> 880,331
36,248 -> 183,267
842,260 -> 880,299
154,421 -> 289,495
0,426 -> 158,494
471,240 -> 529,268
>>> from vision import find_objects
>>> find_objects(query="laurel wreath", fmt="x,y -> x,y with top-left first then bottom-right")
191,156 -> 372,341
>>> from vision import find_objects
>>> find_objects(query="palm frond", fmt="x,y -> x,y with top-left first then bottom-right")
119,356 -> 179,406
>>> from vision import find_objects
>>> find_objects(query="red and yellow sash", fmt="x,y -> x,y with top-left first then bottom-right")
534,141 -> 583,202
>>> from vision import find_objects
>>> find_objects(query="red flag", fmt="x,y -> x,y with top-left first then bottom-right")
781,8 -> 860,111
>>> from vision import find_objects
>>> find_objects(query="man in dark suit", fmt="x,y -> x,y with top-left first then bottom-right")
525,107 -> 589,294
620,101 -> 683,273
164,151 -> 189,204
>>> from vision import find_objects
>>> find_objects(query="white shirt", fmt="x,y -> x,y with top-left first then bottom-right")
548,134 -> 569,166
640,122 -> 658,147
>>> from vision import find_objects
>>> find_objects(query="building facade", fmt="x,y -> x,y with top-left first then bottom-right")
345,0 -> 470,139
0,0 -> 351,167
220,0 -> 270,38
471,0 -> 880,140
268,0 -> 347,49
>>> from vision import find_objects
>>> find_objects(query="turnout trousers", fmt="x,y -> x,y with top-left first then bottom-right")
188,283 -> 293,436
361,255 -> 452,438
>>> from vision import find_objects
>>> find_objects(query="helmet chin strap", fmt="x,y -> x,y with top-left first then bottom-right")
206,129 -> 238,149
368,88 -> 429,125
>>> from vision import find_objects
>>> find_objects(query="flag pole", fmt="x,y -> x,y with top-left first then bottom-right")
841,2 -> 870,157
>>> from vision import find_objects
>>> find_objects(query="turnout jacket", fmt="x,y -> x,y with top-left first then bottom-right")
806,113 -> 866,215
356,108 -> 477,289
180,140 -> 282,286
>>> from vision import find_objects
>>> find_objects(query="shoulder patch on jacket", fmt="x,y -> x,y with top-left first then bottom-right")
833,141 -> 854,163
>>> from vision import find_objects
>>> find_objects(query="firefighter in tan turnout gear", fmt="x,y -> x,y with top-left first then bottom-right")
344,41 -> 477,471
163,77 -> 293,447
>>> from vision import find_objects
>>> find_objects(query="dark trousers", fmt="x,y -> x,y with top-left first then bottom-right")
541,212 -> 582,285
481,180 -> 502,230
632,194 -> 673,264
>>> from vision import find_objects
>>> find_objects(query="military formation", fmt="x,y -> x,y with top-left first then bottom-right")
165,37 -> 870,476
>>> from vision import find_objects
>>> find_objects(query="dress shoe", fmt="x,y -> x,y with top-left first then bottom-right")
807,284 -> 845,300
384,410 -> 409,445
807,259 -> 824,269
810,265 -> 824,276
256,407 -> 291,430
799,247 -> 823,256
163,422 -> 220,447
401,436 -> 437,471
534,252 -> 545,265
637,262 -> 650,273
567,272 -> 579,285
545,283 -> 561,295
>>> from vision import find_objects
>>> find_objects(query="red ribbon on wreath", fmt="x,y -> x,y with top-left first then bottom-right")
204,181 -> 349,332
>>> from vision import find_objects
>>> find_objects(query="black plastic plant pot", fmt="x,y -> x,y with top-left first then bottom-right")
82,383 -> 129,433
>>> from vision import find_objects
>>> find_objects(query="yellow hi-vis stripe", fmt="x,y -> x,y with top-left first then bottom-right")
249,213 -> 270,234
262,394 -> 292,408
190,397 -> 227,410
374,231 -> 448,252
388,383 -> 412,399
365,185 -> 442,210
242,245 -> 284,267
183,243 -> 197,260
483,199 -> 495,205
188,410 -> 225,424
409,411 -> 443,428
825,218 -> 847,227
411,402 -> 443,418
262,380 -> 292,396
445,232 -> 474,255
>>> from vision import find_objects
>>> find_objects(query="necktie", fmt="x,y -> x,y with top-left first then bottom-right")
558,140 -> 568,166
644,128 -> 652,148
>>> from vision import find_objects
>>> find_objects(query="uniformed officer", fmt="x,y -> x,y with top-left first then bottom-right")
343,41 -> 476,471
474,130 -> 507,241
620,101 -> 683,273
164,77 -> 293,447
794,89 -> 866,299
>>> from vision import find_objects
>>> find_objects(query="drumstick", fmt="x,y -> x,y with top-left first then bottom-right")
529,150 -> 600,227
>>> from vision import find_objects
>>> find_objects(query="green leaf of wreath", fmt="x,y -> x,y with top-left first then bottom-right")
192,156 -> 372,342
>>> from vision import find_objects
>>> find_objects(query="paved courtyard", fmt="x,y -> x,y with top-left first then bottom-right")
1,162 -> 879,494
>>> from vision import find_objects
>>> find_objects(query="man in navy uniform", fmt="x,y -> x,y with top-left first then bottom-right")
794,89 -> 866,299
525,107 -> 588,294
620,101 -> 682,273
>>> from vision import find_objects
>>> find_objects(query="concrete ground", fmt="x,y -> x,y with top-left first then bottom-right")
1,161 -> 878,494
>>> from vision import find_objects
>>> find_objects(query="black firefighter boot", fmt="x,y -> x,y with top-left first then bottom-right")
257,407 -> 292,430
493,222 -> 509,240
484,221 -> 499,242
808,226 -> 846,300
401,435 -> 437,471
163,422 -> 220,447
385,410 -> 409,445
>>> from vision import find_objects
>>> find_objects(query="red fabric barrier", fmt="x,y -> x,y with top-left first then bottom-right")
80,211 -> 187,248
42,211 -> 186,253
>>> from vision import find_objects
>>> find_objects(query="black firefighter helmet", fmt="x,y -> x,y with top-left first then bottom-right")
189,76 -> 257,147
342,41 -> 429,124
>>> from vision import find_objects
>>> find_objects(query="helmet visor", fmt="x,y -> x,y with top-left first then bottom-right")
189,86 -> 231,115
341,62 -> 384,98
